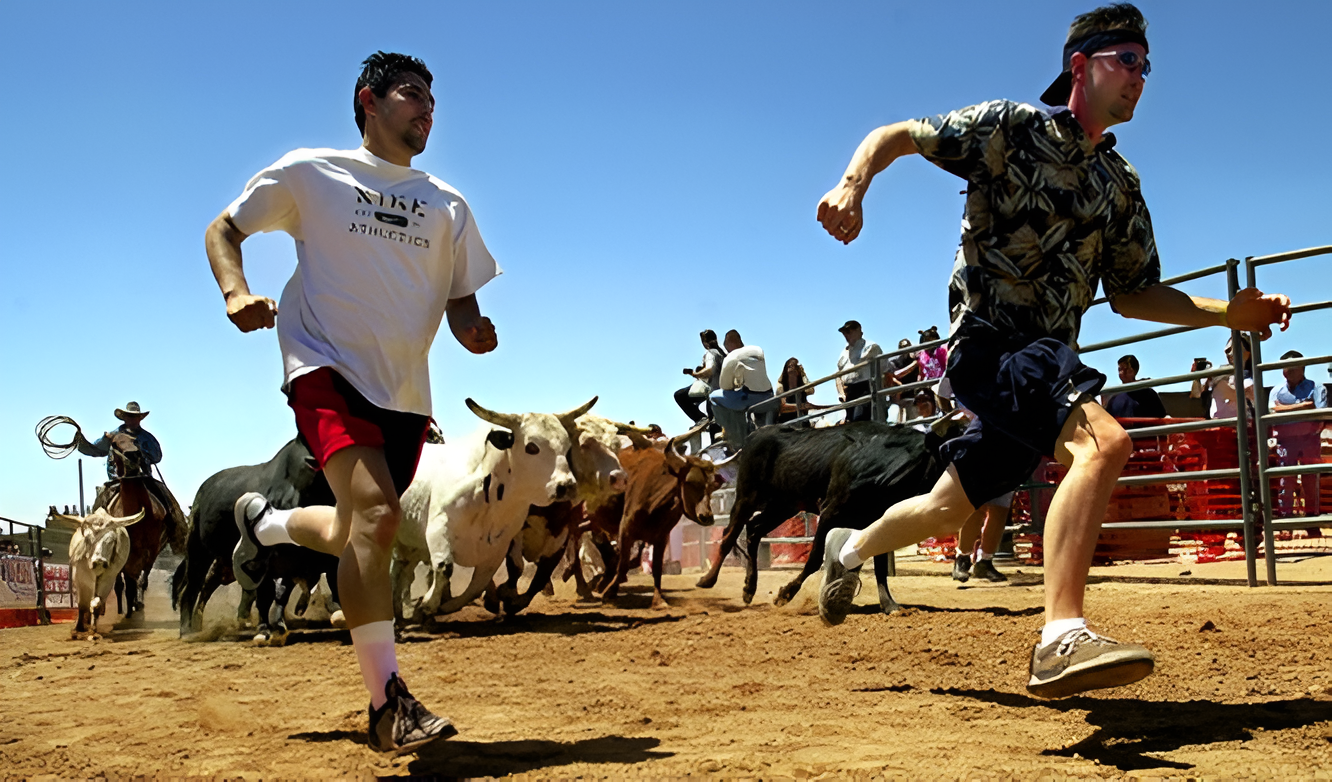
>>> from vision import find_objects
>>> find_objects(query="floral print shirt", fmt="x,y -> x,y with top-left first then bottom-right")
911,100 -> 1161,346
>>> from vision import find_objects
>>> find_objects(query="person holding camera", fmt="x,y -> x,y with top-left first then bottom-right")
675,329 -> 726,424
1190,337 -> 1255,420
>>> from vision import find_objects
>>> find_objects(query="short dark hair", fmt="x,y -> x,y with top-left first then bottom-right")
1067,3 -> 1148,44
354,51 -> 433,135
1118,354 -> 1140,372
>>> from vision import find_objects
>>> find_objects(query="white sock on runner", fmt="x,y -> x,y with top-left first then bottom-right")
254,507 -> 295,547
838,531 -> 866,569
976,548 -> 991,561
350,620 -> 399,709
1040,617 -> 1087,647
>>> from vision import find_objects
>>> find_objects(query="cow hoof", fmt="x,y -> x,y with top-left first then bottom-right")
269,630 -> 290,647
772,592 -> 791,607
696,574 -> 717,589
742,590 -> 755,605
880,601 -> 902,615
329,609 -> 346,628
252,631 -> 270,646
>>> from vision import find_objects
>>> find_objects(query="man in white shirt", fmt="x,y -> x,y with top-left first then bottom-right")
835,320 -> 882,422
709,330 -> 773,448
203,52 -> 499,754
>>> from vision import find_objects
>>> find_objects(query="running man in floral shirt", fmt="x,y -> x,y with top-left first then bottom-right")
813,3 -> 1290,698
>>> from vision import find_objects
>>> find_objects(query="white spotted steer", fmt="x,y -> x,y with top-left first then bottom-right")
56,507 -> 146,639
391,397 -> 595,623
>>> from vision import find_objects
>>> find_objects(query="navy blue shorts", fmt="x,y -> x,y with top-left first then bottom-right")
940,314 -> 1106,509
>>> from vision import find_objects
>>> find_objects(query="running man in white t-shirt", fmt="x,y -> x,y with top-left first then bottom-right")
203,51 -> 500,754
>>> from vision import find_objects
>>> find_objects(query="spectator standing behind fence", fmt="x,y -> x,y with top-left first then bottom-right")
775,358 -> 816,425
1191,336 -> 1254,420
674,329 -> 726,425
884,338 -> 921,422
835,320 -> 882,422
1102,354 -> 1166,419
1270,350 -> 1327,518
916,326 -> 952,412
709,330 -> 774,449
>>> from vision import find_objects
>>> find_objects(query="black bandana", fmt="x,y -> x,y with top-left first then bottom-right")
1040,28 -> 1150,106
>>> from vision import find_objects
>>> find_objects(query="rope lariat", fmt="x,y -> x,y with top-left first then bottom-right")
36,415 -> 84,460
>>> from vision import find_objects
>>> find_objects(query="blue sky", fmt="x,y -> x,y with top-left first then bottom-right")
1,0 -> 1328,526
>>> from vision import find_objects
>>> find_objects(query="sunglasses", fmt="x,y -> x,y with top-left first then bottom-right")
1091,50 -> 1151,78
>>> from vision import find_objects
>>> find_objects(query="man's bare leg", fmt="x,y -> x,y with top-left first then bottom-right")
841,465 -> 976,566
320,446 -> 401,628
817,466 -> 974,625
953,507 -> 987,581
1044,401 -> 1132,624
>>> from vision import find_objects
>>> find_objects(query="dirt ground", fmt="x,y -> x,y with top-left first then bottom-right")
4,556 -> 1332,780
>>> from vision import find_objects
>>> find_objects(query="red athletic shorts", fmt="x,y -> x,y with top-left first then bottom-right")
286,367 -> 431,496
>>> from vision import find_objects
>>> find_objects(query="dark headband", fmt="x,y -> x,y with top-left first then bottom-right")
1040,28 -> 1149,106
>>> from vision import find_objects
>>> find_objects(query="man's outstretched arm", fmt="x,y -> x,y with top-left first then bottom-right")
817,120 -> 924,244
205,211 -> 278,332
1111,285 -> 1292,339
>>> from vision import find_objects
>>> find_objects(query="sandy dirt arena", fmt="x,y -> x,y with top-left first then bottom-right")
3,558 -> 1332,779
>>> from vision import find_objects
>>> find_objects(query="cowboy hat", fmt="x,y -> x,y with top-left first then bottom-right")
114,401 -> 149,421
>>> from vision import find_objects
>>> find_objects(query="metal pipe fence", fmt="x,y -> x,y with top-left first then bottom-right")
733,245 -> 1330,583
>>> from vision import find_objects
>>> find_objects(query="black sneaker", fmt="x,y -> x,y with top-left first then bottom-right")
1027,627 -> 1155,699
972,559 -> 1008,582
817,528 -> 862,627
231,492 -> 271,591
952,553 -> 972,582
368,673 -> 458,755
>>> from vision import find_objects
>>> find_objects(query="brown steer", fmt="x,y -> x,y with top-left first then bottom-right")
597,426 -> 727,609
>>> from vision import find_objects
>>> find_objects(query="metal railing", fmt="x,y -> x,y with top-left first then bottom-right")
733,245 -> 1330,584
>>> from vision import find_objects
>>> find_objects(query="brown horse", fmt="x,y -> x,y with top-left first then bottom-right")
90,432 -> 186,615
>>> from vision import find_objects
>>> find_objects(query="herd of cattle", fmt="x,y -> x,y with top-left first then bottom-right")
55,398 -> 970,642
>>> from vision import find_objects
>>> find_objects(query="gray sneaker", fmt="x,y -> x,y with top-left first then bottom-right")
231,492 -> 271,591
972,558 -> 1008,583
817,527 -> 862,627
1027,628 -> 1154,699
952,553 -> 972,582
368,673 -> 458,755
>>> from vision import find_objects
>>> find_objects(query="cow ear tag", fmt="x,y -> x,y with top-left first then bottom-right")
487,430 -> 515,450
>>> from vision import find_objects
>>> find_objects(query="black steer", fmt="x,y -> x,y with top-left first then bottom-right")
696,421 -> 958,614
173,437 -> 341,639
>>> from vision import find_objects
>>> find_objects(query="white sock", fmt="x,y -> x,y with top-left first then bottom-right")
1041,617 -> 1087,647
838,531 -> 866,569
976,548 -> 991,562
254,507 -> 295,547
350,620 -> 399,709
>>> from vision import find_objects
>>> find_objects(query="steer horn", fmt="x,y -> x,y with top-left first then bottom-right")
465,398 -> 522,431
555,396 -> 598,427
110,509 -> 147,527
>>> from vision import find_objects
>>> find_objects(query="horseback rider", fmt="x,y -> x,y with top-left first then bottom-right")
74,401 -> 186,543
74,401 -> 163,481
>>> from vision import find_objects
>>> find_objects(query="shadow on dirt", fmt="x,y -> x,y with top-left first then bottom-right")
287,732 -> 670,775
400,611 -> 686,641
849,603 -> 1044,618
934,687 -> 1332,771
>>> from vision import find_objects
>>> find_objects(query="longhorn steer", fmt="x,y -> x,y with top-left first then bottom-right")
597,428 -> 727,609
490,413 -> 630,615
391,398 -> 592,623
56,507 -> 146,638
695,421 -> 958,614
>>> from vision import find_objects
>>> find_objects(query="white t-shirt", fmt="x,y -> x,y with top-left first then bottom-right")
228,147 -> 500,416
837,338 -> 882,384
718,346 -> 773,393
